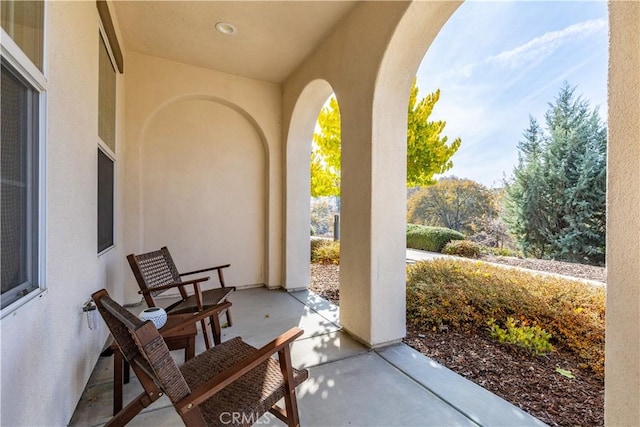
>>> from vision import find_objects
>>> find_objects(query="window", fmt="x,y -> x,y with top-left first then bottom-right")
97,148 -> 114,253
1,0 -> 45,311
98,33 -> 116,151
97,30 -> 116,253
1,1 -> 44,71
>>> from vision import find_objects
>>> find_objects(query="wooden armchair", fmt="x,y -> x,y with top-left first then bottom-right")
92,289 -> 308,427
127,246 -> 234,348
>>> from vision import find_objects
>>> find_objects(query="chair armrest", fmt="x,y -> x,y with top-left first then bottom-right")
179,264 -> 231,277
137,277 -> 210,294
175,327 -> 304,415
160,302 -> 233,336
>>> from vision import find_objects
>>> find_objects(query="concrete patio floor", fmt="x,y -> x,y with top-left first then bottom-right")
69,287 -> 546,426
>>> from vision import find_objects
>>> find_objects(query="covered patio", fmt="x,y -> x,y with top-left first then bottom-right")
0,1 -> 638,426
70,288 -> 543,426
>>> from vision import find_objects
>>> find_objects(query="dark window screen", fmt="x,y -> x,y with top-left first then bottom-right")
97,148 -> 114,253
1,61 -> 39,306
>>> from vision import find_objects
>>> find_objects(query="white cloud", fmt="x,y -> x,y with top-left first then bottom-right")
438,18 -> 607,81
417,5 -> 608,187
486,18 -> 607,69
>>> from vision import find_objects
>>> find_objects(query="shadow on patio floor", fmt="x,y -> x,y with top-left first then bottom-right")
70,287 -> 545,426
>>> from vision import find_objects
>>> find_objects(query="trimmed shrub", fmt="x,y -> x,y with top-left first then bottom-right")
311,240 -> 340,264
406,224 -> 465,252
406,259 -> 605,378
406,223 -> 423,233
311,237 -> 331,254
488,246 -> 521,257
442,240 -> 482,258
487,317 -> 553,355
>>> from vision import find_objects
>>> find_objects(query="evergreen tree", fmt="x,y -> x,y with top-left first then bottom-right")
503,118 -> 549,257
504,83 -> 606,265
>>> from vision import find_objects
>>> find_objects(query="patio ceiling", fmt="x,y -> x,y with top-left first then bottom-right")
112,1 -> 358,83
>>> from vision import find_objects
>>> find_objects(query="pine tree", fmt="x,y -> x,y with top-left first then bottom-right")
504,83 -> 606,265
504,118 -> 549,257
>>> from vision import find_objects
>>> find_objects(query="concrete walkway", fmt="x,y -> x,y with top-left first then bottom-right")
407,248 -> 605,286
70,287 -> 545,427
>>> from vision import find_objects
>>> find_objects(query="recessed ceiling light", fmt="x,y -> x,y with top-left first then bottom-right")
215,22 -> 237,36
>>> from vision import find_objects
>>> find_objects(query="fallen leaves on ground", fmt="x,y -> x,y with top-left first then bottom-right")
309,260 -> 604,427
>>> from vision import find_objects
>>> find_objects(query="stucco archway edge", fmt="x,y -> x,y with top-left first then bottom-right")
285,79 -> 335,289
139,94 -> 270,156
282,1 -> 460,346
343,0 -> 463,345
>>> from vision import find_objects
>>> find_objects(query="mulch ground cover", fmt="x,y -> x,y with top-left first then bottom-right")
309,262 -> 604,427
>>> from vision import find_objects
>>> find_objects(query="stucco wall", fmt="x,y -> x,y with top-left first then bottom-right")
282,1 -> 460,346
0,2 -> 126,424
282,1 -> 411,346
605,1 -> 640,424
122,53 -> 283,303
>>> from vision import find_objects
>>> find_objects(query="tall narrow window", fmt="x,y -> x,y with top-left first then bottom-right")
97,149 -> 114,253
98,33 -> 116,151
1,0 -> 44,311
97,31 -> 116,253
1,1 -> 44,71
1,61 -> 40,309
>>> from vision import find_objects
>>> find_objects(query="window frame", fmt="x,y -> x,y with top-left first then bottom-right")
96,24 -> 117,255
97,146 -> 115,255
1,23 -> 47,317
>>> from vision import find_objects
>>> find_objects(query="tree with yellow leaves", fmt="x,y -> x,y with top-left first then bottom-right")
311,78 -> 461,197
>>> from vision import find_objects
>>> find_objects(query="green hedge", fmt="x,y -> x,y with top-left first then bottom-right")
442,240 -> 482,258
406,224 -> 465,252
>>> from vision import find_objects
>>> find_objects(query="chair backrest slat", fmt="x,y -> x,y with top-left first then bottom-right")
92,290 -> 192,404
127,247 -> 190,310
129,247 -> 182,294
132,322 -> 192,402
94,289 -> 144,362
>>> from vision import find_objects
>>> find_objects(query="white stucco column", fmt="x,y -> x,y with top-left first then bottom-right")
605,2 -> 640,424
339,92 -> 407,347
282,0 -> 461,346
335,1 -> 460,348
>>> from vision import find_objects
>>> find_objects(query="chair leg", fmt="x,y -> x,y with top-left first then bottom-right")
200,318 -> 212,349
107,389 -> 158,427
278,347 -> 301,427
216,269 -> 233,327
210,314 -> 222,345
225,307 -> 233,327
113,347 -> 123,416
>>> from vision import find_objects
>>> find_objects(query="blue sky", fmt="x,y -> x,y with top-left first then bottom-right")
416,0 -> 608,188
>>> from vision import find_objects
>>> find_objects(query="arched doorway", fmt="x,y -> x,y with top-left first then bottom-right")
285,79 -> 335,289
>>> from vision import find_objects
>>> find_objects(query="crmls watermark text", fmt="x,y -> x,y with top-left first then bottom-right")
219,412 -> 270,425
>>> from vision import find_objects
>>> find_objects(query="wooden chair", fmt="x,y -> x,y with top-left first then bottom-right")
92,289 -> 308,427
127,246 -> 234,348
110,312 -> 198,416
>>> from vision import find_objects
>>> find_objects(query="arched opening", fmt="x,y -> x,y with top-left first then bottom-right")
285,79 -> 335,289
140,97 -> 268,288
413,2 -> 608,261
382,3 -> 607,424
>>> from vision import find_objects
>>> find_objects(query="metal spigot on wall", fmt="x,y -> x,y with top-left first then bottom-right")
83,300 -> 97,330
